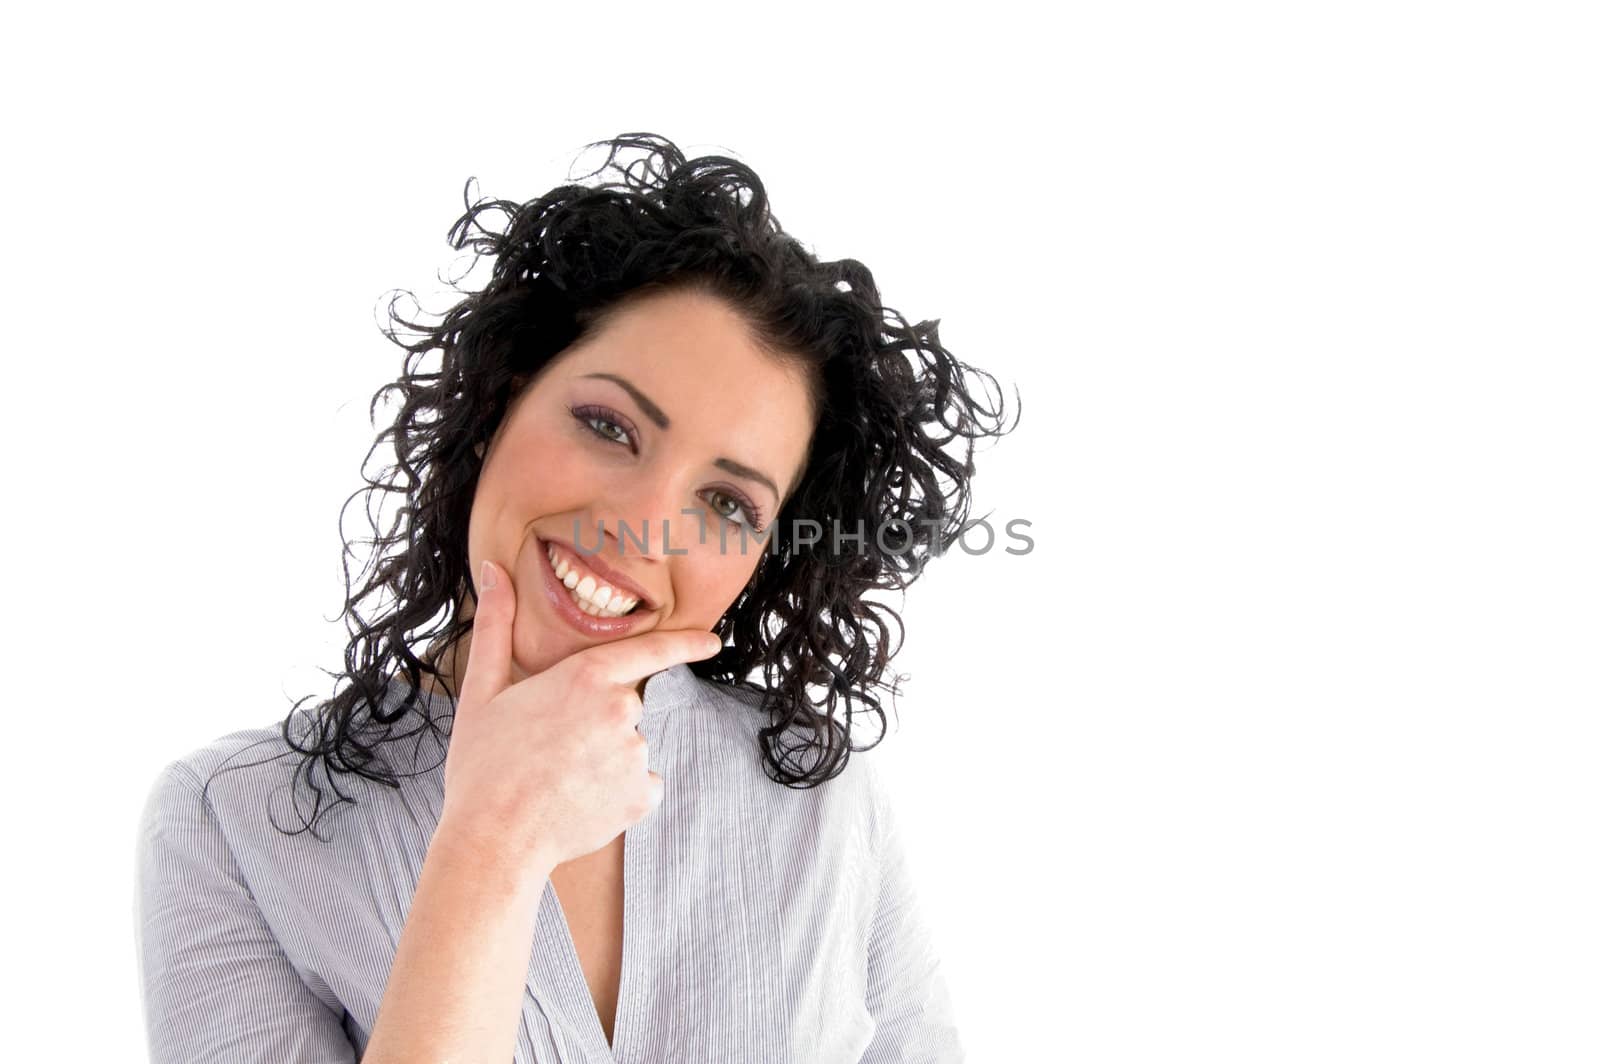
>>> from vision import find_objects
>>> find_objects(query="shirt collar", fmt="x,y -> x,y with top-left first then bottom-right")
641,660 -> 700,720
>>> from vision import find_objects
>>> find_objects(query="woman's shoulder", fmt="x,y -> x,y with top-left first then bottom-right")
139,711 -> 319,844
140,684 -> 431,836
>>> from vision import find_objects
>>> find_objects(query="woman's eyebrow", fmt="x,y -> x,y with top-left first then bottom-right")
580,370 -> 783,502
714,457 -> 780,502
580,372 -> 670,428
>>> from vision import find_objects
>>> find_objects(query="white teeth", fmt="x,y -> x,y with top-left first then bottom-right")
546,544 -> 643,618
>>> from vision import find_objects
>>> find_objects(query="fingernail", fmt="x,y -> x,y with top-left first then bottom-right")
480,559 -> 498,591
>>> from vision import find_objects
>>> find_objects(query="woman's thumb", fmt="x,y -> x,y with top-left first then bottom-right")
457,559 -> 517,711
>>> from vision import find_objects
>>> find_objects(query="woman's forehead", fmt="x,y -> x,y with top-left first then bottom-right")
562,293 -> 812,413
570,289 -> 778,370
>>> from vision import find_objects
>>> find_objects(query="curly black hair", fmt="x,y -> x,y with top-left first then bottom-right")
211,133 -> 1017,838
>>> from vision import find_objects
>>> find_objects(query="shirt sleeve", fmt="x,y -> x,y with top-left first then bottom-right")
858,761 -> 966,1064
134,760 -> 357,1064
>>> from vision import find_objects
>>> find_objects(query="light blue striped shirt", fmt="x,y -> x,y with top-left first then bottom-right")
134,661 -> 963,1062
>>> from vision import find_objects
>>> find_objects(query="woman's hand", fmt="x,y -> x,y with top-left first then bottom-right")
436,558 -> 721,875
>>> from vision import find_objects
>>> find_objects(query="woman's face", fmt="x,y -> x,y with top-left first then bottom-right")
462,286 -> 816,682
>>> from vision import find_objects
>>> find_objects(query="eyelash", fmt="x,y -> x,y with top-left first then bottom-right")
568,403 -> 767,532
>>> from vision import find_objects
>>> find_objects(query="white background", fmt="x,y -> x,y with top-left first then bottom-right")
4,2 -> 1597,1061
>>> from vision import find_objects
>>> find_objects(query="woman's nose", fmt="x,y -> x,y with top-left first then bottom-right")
597,480 -> 702,559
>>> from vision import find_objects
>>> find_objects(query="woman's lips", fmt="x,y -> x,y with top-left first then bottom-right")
533,535 -> 659,639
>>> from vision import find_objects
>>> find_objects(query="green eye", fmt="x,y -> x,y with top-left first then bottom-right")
589,417 -> 628,444
569,404 -> 636,450
702,489 -> 764,532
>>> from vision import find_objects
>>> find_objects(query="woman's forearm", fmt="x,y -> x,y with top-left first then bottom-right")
362,818 -> 555,1064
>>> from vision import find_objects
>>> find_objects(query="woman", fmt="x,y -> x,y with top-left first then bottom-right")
135,133 -> 1016,1063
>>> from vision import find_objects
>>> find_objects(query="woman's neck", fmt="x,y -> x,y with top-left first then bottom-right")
416,630 -> 471,701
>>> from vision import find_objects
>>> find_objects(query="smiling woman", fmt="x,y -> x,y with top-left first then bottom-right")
133,133 -> 1017,1063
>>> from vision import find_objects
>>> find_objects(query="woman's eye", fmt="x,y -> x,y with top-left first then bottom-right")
570,405 -> 634,449
704,490 -> 759,530
587,417 -> 629,445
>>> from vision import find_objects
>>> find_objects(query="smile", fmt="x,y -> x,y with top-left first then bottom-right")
546,543 -> 643,618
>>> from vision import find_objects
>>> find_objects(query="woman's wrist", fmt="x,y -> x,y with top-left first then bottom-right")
431,811 -> 559,889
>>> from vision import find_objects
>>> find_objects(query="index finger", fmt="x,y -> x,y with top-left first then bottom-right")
575,627 -> 723,687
